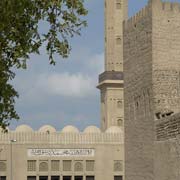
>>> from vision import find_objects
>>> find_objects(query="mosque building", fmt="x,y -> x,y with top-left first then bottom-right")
3,0 -> 180,180
0,0 -> 126,180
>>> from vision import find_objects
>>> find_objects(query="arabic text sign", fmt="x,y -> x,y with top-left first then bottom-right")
28,149 -> 95,157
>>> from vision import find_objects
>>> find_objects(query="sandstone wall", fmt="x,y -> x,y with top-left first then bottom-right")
152,0 -> 180,117
124,1 -> 180,179
152,2 -> 180,179
154,138 -> 180,180
156,113 -> 180,141
155,113 -> 180,180
124,4 -> 154,180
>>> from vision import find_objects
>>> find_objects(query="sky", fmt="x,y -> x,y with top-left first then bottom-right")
10,0 -> 180,131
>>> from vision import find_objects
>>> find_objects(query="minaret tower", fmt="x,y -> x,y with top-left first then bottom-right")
97,0 -> 128,131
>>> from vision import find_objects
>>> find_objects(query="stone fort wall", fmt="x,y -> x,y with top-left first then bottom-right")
124,2 -> 154,180
124,0 -> 180,180
152,0 -> 180,117
153,2 -> 180,180
156,113 -> 180,141
155,113 -> 180,180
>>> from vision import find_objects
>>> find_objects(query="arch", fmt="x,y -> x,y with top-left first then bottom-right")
106,126 -> 123,133
15,125 -> 33,132
114,160 -> 123,172
39,161 -> 48,172
83,126 -> 101,133
61,125 -> 79,133
74,161 -> 83,171
38,125 -> 56,133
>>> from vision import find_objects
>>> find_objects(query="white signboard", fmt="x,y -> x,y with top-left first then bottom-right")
27,148 -> 95,157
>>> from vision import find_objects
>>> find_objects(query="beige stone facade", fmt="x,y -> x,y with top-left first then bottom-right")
97,0 -> 127,131
124,0 -> 180,180
0,0 -> 126,180
0,126 -> 123,180
3,0 -> 180,180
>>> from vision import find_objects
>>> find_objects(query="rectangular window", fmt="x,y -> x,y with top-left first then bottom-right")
114,176 -> 123,180
27,176 -> 36,180
39,177 -> 48,180
63,160 -> 72,171
75,176 -> 83,180
114,160 -> 123,171
0,177 -> 6,180
116,0 -> 121,9
51,176 -> 60,180
0,161 -> 6,172
86,160 -> 95,171
27,160 -> 36,171
63,176 -> 71,180
86,176 -> 94,180
116,36 -> 121,45
51,160 -> 60,171
116,3 -> 121,9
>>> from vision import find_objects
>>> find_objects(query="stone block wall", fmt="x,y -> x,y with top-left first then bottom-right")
124,3 -> 154,180
124,1 -> 180,180
156,113 -> 180,141
152,0 -> 180,117
154,139 -> 180,180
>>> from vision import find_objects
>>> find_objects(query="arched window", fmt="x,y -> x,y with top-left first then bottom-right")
39,161 -> 48,172
74,161 -> 83,172
116,36 -> 121,45
117,100 -> 123,108
114,160 -> 123,171
117,118 -> 123,126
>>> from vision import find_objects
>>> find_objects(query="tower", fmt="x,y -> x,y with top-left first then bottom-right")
97,0 -> 128,131
124,1 -> 180,180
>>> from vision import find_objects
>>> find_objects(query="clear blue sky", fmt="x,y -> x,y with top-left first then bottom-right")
11,0 -> 180,131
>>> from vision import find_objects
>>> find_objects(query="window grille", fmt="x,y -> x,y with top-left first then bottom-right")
114,176 -> 123,180
86,160 -> 94,171
63,160 -> 71,171
0,161 -> 6,172
51,160 -> 60,171
86,176 -> 94,180
27,176 -> 36,180
27,160 -> 36,172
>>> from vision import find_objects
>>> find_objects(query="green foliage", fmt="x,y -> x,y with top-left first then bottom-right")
0,0 -> 87,129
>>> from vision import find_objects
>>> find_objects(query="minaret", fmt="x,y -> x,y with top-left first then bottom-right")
97,0 -> 128,131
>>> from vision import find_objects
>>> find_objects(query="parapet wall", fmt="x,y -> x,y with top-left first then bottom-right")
156,113 -> 180,141
124,0 -> 180,30
153,0 -> 180,12
123,4 -> 151,30
0,132 -> 123,144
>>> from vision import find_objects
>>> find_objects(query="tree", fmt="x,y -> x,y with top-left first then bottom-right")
0,0 -> 87,129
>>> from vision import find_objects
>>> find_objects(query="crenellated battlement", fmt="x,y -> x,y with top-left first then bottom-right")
124,0 -> 180,30
124,5 -> 151,30
149,0 -> 180,12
